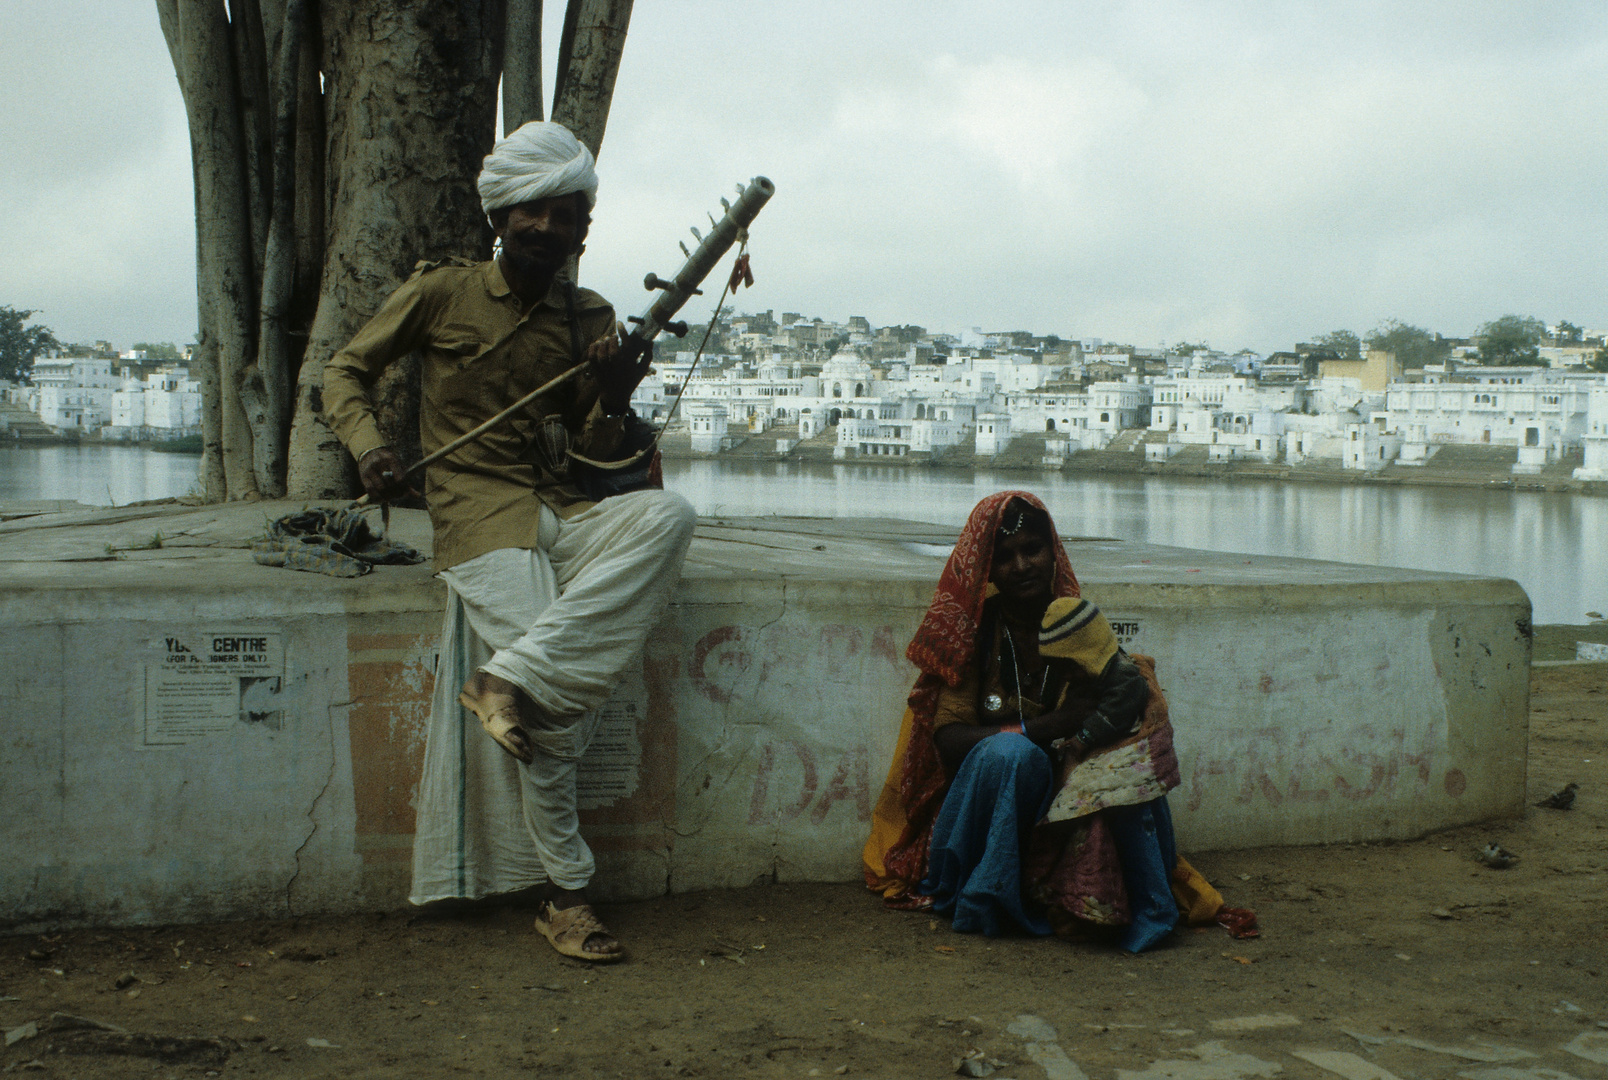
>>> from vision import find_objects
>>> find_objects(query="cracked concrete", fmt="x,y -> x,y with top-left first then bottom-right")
285,706 -> 344,918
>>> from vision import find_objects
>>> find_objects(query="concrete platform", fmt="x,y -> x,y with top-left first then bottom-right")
0,499 -> 1531,931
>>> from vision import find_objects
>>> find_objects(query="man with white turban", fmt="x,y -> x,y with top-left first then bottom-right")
323,121 -> 696,963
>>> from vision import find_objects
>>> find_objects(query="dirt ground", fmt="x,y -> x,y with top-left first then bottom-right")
4,664 -> 1604,1080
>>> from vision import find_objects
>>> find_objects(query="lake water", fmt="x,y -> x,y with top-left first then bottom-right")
0,444 -> 202,507
1,446 -> 1600,624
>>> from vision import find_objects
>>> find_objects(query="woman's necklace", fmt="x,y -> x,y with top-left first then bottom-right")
991,623 -> 1049,727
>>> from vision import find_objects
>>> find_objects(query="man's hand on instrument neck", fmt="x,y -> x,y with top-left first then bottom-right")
588,322 -> 651,415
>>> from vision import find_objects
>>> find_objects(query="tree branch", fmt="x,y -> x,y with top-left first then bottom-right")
550,0 -> 632,159
230,0 -> 273,288
177,0 -> 260,499
503,0 -> 543,133
155,0 -> 186,94
251,0 -> 306,496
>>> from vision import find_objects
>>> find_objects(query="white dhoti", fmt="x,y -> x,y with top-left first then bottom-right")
409,488 -> 696,904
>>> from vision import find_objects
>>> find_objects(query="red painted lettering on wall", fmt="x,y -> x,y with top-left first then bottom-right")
746,740 -> 818,824
748,739 -> 872,825
690,625 -> 749,704
1185,726 -> 1437,811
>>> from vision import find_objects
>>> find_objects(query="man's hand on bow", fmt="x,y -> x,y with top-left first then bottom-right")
588,322 -> 652,415
358,446 -> 414,502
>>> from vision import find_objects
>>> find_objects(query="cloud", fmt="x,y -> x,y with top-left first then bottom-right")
0,100 -> 196,345
2,0 -> 1606,351
0,1 -> 196,343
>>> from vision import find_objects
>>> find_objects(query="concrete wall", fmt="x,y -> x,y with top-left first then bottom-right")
0,504 -> 1530,931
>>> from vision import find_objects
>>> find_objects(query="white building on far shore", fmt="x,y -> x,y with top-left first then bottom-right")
974,412 -> 1012,455
1383,377 -> 1593,463
687,402 -> 731,453
29,355 -> 119,429
1575,386 -> 1608,480
109,365 -> 202,438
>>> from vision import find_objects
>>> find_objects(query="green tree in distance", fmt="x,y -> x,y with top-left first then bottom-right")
1312,329 -> 1361,363
1555,321 -> 1583,343
1589,347 -> 1608,374
0,306 -> 61,384
1366,319 -> 1450,369
131,341 -> 184,361
1478,315 -> 1547,366
1170,341 -> 1210,356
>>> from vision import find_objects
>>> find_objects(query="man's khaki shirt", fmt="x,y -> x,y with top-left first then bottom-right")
322,259 -> 623,572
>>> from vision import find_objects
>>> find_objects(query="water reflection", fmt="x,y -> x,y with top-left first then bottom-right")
0,444 -> 200,507
663,460 -> 1603,625
0,447 -> 1596,624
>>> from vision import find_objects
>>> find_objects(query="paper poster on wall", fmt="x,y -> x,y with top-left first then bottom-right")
1106,616 -> 1144,650
577,676 -> 645,809
140,632 -> 285,748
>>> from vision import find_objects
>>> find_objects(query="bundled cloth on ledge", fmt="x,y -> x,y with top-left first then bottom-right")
251,507 -> 424,578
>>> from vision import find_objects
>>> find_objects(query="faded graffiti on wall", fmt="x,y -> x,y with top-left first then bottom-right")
688,620 -> 908,829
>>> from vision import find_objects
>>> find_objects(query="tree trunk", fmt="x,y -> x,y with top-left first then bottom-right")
163,0 -> 633,501
503,0 -> 544,134
229,0 -> 273,291
550,0 -> 632,158
285,1 -> 506,499
291,4 -> 324,339
170,0 -> 261,501
242,0 -> 307,497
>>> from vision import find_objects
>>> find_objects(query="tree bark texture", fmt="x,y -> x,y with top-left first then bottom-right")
550,0 -> 632,158
168,0 -> 262,500
163,0 -> 632,500
291,6 -> 325,338
284,0 -> 506,498
503,0 -> 544,134
243,0 -> 307,496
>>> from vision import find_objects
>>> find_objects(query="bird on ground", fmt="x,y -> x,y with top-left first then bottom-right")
1535,781 -> 1579,810
1476,843 -> 1520,869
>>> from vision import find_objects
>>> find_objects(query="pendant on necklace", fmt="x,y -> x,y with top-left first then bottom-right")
983,693 -> 1004,713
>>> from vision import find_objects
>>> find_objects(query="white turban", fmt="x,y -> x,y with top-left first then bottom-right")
477,121 -> 598,217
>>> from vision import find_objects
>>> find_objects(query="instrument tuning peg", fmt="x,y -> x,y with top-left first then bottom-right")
679,241 -> 691,258
690,226 -> 703,242
664,320 -> 690,338
736,183 -> 745,197
708,212 -> 719,229
645,273 -> 701,295
720,197 -> 731,212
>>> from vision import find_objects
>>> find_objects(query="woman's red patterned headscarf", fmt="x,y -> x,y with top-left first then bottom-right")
906,490 -> 1080,685
874,491 -> 1080,890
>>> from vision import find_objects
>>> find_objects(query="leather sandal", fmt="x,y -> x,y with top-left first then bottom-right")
534,901 -> 624,963
458,682 -> 534,764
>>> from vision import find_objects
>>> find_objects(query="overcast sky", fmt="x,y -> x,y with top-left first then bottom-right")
2,1 -> 1605,354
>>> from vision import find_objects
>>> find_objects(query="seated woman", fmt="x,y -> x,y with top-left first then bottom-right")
863,491 -> 1240,952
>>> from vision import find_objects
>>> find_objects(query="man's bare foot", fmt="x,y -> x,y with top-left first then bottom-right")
458,670 -> 534,763
535,887 -> 623,962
